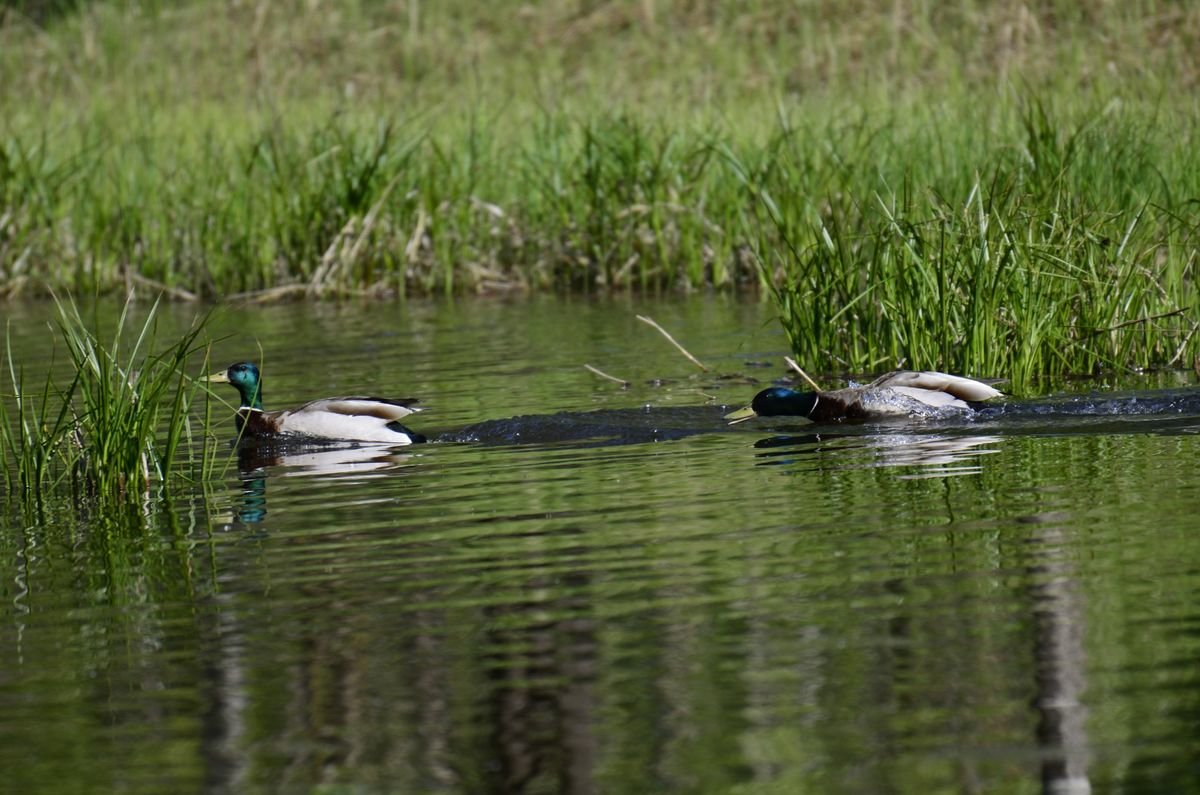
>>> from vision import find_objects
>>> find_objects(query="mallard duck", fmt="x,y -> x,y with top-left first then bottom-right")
725,370 -> 1003,423
204,362 -> 426,444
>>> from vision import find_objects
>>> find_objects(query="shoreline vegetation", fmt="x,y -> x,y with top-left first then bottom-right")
1,297 -> 213,508
2,0 -> 1198,379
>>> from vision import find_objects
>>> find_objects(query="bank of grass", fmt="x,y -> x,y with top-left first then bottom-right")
0,298 -> 213,508
1,1 -> 1199,380
731,99 -> 1200,385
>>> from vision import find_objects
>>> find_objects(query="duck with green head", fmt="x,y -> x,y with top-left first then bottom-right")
205,362 -> 426,444
725,370 -> 1003,424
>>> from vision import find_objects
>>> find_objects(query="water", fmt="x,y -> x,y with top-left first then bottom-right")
3,296 -> 1200,794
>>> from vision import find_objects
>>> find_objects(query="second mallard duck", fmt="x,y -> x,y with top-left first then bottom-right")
205,362 -> 426,444
725,370 -> 1003,423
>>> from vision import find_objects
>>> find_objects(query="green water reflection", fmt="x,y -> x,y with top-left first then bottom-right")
3,298 -> 1200,794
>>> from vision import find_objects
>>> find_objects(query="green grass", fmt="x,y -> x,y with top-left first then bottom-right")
0,297 -> 213,508
729,99 -> 1200,387
1,1 -> 1198,380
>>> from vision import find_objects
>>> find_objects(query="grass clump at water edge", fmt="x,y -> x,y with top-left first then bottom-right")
0,297 -> 214,508
728,101 -> 1200,389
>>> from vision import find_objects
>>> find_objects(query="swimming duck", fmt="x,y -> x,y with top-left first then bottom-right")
725,370 -> 1003,423
204,362 -> 426,444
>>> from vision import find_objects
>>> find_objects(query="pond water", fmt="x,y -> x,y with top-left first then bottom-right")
3,296 -> 1200,795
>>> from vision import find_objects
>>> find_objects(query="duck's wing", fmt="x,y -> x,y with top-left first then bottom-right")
887,386 -> 969,408
871,371 -> 1003,402
292,396 -> 422,420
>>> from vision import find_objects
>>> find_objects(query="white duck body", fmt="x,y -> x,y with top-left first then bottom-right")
247,397 -> 424,444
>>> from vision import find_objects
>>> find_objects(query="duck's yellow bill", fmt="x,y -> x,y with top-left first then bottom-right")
723,405 -> 758,424
202,370 -> 230,384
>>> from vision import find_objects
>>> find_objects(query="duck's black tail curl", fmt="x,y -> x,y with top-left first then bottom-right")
386,421 -> 427,443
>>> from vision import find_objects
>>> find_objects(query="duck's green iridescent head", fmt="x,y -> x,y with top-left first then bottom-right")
725,386 -> 819,422
205,361 -> 263,409
751,387 -> 819,417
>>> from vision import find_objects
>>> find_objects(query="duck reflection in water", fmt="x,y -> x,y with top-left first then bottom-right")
212,442 -> 421,528
751,432 -> 1004,478
232,441 -> 419,478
